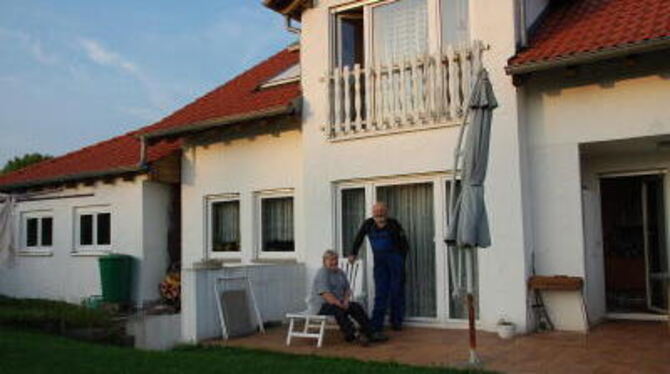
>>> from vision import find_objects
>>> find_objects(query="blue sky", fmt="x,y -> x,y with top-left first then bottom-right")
0,0 -> 295,166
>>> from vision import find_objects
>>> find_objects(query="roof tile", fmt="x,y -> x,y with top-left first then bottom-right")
509,0 -> 670,68
0,46 -> 301,190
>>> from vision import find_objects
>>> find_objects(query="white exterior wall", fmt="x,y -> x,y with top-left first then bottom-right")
298,0 -> 530,332
180,129 -> 304,342
141,181 -> 172,303
0,177 -> 171,305
524,70 -> 670,329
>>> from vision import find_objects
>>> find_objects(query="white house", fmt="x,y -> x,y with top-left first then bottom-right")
0,127 -> 182,306
2,0 -> 668,345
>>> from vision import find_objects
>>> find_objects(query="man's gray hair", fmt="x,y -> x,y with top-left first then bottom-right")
322,249 -> 339,260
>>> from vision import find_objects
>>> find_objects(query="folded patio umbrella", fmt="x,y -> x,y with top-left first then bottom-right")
445,68 -> 497,366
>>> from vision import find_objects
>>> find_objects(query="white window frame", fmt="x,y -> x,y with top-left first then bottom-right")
205,193 -> 242,259
19,210 -> 54,255
334,173 -> 474,327
330,0 -> 464,70
255,188 -> 296,260
73,206 -> 112,254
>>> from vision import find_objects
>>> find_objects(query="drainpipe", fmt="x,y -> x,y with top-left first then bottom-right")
286,15 -> 301,34
518,0 -> 528,49
138,135 -> 148,167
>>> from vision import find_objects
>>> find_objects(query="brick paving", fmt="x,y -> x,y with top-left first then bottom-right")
214,320 -> 669,373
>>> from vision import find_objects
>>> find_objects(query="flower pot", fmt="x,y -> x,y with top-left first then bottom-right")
497,323 -> 516,339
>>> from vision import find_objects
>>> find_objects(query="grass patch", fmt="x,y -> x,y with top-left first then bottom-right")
0,295 -> 113,330
0,327 -> 490,374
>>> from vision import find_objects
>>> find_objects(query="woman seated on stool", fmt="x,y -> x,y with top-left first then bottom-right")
312,250 -> 388,346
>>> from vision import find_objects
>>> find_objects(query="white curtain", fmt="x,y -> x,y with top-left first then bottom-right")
262,197 -> 294,252
212,201 -> 240,252
0,194 -> 16,265
377,182 -> 436,318
373,0 -> 428,65
441,0 -> 470,49
341,188 -> 366,256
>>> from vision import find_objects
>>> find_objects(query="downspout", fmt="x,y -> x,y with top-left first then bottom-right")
518,0 -> 528,49
138,135 -> 148,167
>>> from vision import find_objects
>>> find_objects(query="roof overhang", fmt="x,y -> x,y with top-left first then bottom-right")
506,36 -> 670,75
142,98 -> 302,141
262,0 -> 312,21
0,166 -> 147,192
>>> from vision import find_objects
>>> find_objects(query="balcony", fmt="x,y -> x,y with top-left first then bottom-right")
326,40 -> 485,140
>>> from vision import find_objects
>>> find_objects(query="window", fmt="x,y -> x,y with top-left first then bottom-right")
258,192 -> 295,256
332,0 -> 470,68
20,211 -> 53,251
440,0 -> 469,48
75,207 -> 111,252
334,8 -> 364,68
209,199 -> 241,254
340,188 -> 366,256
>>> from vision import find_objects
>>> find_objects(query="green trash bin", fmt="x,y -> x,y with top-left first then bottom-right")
98,254 -> 133,304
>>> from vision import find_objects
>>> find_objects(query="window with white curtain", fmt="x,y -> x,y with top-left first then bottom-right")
441,0 -> 470,49
331,0 -> 470,67
210,200 -> 240,253
20,211 -> 53,252
260,194 -> 295,254
372,0 -> 429,65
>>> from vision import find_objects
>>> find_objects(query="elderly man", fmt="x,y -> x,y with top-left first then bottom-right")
349,202 -> 409,333
312,250 -> 378,345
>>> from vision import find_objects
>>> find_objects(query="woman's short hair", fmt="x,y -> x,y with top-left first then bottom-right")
322,249 -> 338,260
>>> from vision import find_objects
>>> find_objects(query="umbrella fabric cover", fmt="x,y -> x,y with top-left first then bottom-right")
446,69 -> 497,249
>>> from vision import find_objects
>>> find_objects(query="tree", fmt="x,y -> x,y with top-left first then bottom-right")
1,153 -> 53,175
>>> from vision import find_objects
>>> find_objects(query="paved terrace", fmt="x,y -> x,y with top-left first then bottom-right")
214,321 -> 669,373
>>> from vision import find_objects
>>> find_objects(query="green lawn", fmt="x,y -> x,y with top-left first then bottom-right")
0,327 -> 487,374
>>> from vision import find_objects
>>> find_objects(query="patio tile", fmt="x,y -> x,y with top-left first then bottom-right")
212,321 -> 669,373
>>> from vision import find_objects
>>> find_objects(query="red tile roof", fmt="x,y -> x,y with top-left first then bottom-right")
508,0 -> 670,72
139,46 -> 300,137
0,46 -> 301,190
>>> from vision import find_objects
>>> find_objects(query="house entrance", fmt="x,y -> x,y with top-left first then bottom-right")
600,174 -> 668,315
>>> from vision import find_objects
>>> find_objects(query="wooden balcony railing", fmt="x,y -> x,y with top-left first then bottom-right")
326,40 -> 485,140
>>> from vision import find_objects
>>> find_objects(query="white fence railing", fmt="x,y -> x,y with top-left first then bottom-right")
327,40 -> 485,139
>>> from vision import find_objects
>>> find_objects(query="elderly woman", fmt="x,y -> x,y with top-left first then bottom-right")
312,250 -> 383,345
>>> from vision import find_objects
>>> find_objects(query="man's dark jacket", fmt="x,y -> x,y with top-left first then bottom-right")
351,218 -> 410,257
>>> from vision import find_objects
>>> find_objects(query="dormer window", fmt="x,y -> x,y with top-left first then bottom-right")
260,63 -> 301,89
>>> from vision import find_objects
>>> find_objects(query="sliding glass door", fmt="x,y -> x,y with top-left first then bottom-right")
376,182 -> 436,318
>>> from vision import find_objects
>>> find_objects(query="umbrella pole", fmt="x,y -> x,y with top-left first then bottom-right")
466,248 -> 481,366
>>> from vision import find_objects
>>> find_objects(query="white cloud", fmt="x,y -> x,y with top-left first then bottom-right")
0,28 -> 59,65
79,38 -> 140,76
78,38 -> 173,116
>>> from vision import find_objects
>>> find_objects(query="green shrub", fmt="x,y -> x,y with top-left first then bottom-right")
0,295 -> 114,330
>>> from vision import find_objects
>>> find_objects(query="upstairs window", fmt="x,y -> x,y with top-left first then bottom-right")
332,0 -> 470,68
372,0 -> 428,65
441,0 -> 469,48
21,211 -> 53,251
334,7 -> 364,68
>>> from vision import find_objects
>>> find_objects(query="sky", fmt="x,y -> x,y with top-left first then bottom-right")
0,0 -> 296,167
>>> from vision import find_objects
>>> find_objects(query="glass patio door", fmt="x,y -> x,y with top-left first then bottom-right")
643,175 -> 668,313
376,182 -> 436,318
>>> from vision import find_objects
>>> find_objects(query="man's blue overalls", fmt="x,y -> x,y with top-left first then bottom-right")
367,224 -> 405,331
